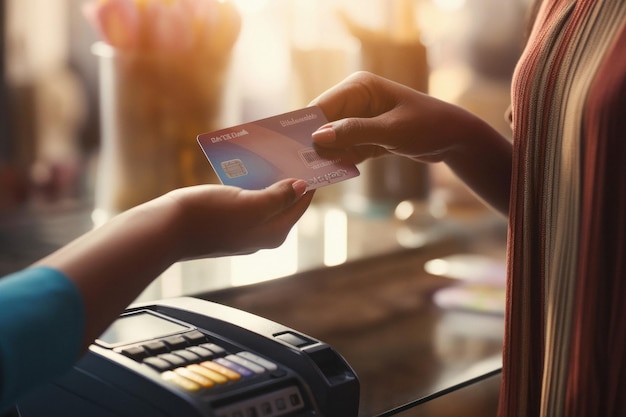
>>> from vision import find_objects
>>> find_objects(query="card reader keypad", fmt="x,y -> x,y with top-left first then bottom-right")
116,330 -> 280,394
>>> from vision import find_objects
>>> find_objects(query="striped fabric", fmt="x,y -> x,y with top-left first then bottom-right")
499,0 -> 626,416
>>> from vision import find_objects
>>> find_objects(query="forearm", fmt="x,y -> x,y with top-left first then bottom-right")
441,111 -> 513,215
34,198 -> 182,350
31,180 -> 311,351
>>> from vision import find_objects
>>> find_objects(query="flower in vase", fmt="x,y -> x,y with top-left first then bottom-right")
83,0 -> 142,50
83,0 -> 242,54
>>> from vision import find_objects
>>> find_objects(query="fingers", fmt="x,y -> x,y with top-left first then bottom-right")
310,71 -> 385,120
310,71 -> 407,153
170,180 -> 314,259
243,179 -> 312,223
238,179 -> 315,250
310,73 -> 383,149
266,187 -> 315,236
261,178 -> 308,210
312,116 -> 397,152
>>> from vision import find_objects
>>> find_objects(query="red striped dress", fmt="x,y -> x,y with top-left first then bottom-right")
499,0 -> 626,416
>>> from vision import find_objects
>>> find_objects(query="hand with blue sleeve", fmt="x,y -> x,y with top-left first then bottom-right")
0,179 -> 313,411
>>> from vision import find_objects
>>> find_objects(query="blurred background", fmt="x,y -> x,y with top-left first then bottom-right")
0,0 -> 529,205
0,0 -> 530,295
1,4 -> 532,413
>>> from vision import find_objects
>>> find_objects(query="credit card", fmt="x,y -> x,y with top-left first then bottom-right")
197,106 -> 359,191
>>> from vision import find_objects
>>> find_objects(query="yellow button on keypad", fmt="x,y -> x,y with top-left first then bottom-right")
187,364 -> 228,384
174,367 -> 215,388
200,361 -> 242,381
161,370 -> 201,392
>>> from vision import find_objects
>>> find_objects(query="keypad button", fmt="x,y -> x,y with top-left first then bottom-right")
289,393 -> 301,406
162,335 -> 188,350
143,357 -> 173,372
186,346 -> 215,360
214,358 -> 254,378
119,345 -> 148,361
201,361 -> 242,381
237,352 -> 278,372
260,402 -> 272,415
270,369 -> 288,379
174,367 -> 215,388
172,349 -> 201,362
183,330 -> 207,344
162,370 -> 200,392
275,398 -> 286,411
225,354 -> 265,374
187,364 -> 228,384
200,343 -> 226,355
158,353 -> 187,367
143,341 -> 169,354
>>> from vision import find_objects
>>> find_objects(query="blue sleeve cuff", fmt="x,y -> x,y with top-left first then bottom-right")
0,266 -> 85,409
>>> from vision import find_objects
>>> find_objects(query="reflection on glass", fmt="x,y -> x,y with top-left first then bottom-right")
323,208 -> 348,266
160,263 -> 184,298
230,226 -> 299,286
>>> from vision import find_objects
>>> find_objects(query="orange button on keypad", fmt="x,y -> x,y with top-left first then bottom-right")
174,367 -> 215,388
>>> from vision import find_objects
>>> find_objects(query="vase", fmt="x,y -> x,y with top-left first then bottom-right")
92,42 -> 230,221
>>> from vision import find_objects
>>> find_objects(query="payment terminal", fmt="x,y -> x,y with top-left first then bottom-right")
17,297 -> 359,417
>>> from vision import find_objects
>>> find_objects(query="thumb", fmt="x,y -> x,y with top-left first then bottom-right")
247,179 -> 309,218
